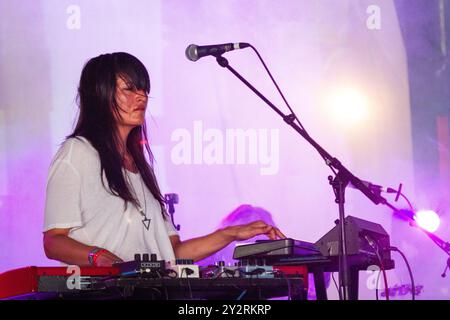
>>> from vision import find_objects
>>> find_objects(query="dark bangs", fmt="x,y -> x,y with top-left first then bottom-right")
114,52 -> 150,94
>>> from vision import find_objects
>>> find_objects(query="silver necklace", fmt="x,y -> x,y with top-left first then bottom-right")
137,176 -> 151,230
126,171 -> 151,230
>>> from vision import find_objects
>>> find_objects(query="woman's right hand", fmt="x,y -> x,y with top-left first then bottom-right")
44,228 -> 124,266
95,250 -> 124,267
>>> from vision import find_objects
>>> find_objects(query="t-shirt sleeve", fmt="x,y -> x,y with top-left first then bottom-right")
163,210 -> 179,237
43,156 -> 83,232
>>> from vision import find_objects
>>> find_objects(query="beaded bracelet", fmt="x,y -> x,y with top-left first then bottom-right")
88,247 -> 107,266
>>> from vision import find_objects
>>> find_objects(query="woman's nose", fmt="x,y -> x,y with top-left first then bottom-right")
135,90 -> 148,101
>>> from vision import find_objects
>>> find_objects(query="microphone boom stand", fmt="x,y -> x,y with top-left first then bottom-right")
214,55 -> 399,300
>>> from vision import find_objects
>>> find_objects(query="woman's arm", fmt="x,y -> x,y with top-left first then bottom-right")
43,229 -> 123,266
170,220 -> 285,262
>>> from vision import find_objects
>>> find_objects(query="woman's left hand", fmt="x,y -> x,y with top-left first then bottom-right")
226,220 -> 286,241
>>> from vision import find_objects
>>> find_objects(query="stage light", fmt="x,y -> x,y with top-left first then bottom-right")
414,210 -> 440,233
327,88 -> 369,125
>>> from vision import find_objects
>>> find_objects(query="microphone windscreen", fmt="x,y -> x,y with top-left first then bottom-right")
185,44 -> 198,62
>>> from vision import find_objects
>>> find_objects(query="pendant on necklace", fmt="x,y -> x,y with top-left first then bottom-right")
138,207 -> 151,230
142,217 -> 151,230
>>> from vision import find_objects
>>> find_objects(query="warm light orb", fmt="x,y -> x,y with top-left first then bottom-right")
414,210 -> 441,233
327,88 -> 369,125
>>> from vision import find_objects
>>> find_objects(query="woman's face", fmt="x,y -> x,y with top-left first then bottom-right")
114,76 -> 148,128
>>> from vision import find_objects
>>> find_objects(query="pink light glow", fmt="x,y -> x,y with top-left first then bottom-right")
414,210 -> 441,233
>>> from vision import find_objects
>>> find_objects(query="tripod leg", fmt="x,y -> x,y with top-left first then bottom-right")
313,269 -> 328,300
348,268 -> 359,300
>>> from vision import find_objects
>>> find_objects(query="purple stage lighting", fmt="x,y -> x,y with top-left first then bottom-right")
414,210 -> 441,233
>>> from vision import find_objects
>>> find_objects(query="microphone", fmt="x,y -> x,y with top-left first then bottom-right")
349,179 -> 397,194
185,42 -> 250,62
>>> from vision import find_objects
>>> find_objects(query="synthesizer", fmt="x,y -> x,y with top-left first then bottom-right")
233,238 -> 321,260
0,265 -> 305,300
0,266 -> 119,300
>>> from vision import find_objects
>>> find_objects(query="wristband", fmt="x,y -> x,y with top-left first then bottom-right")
88,247 -> 107,266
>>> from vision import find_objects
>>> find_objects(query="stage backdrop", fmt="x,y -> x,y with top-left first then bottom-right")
0,0 -> 446,299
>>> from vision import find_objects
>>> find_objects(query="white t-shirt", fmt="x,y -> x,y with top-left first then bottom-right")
43,136 -> 178,262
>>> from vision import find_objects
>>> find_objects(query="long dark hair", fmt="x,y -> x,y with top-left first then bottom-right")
68,52 -> 166,216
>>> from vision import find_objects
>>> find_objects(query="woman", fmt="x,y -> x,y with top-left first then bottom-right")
43,52 -> 285,267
